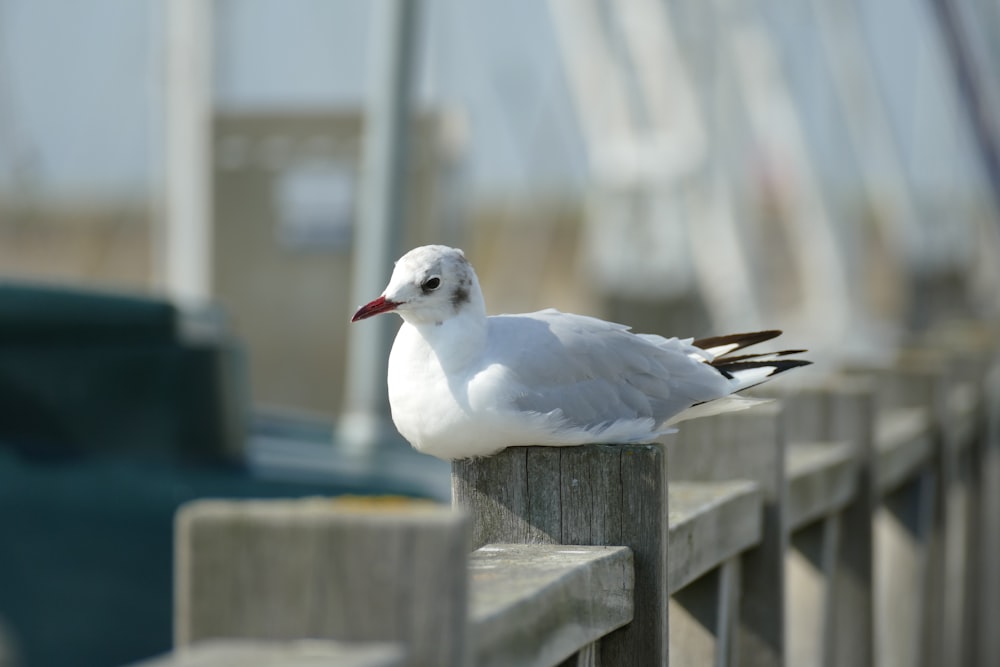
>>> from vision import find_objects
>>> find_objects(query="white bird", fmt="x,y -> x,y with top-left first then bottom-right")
352,245 -> 809,460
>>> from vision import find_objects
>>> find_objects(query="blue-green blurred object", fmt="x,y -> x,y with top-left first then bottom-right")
0,283 -> 244,463
0,283 -> 445,666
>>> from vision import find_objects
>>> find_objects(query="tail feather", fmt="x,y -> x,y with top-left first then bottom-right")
713,358 -> 813,387
692,329 -> 812,388
715,349 -> 807,364
669,329 -> 810,428
692,330 -> 782,357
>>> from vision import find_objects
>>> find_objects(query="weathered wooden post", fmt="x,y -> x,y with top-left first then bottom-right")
175,497 -> 470,667
452,444 -> 668,666
846,360 -> 939,667
781,376 -> 877,667
980,356 -> 1000,667
667,402 -> 787,667
900,334 -> 996,667
927,324 -> 1000,667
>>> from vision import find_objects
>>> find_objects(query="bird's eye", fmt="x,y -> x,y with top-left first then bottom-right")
422,276 -> 441,292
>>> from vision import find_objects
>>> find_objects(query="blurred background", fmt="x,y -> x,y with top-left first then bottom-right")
0,0 -> 998,665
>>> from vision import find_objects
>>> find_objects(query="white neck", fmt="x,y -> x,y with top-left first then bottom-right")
401,291 -> 488,374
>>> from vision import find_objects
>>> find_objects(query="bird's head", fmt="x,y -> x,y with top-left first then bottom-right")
351,245 -> 483,326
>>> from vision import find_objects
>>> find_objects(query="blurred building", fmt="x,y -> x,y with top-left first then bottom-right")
0,0 -> 997,410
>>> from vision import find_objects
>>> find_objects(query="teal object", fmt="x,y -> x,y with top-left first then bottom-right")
0,283 -> 244,462
0,284 -> 177,344
0,283 -> 440,666
0,448 -> 429,667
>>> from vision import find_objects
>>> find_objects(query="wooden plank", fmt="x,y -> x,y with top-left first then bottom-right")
786,442 -> 857,530
668,403 -> 788,667
900,348 -> 980,667
667,481 -> 762,594
469,544 -> 633,667
175,497 -> 469,667
528,448 -> 564,541
947,381 -> 979,451
929,381 -> 977,667
876,353 -> 946,411
920,324 -> 1000,666
718,556 -> 741,665
453,444 -> 669,666
669,558 -> 741,666
452,448 -> 540,546
764,376 -> 880,667
875,472 -> 935,667
560,445 -> 623,545
667,402 -> 785,497
875,407 -> 935,495
827,376 -> 878,667
131,639 -> 405,667
786,515 -> 841,667
977,363 -> 1000,667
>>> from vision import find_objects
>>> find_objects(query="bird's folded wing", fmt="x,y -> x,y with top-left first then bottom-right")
482,310 -> 730,429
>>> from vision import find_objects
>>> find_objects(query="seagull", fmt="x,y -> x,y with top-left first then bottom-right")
352,245 -> 810,460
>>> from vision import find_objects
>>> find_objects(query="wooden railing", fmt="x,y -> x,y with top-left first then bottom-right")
135,323 -> 1000,667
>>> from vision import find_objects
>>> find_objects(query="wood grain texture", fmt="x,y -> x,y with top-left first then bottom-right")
469,544 -> 633,667
667,481 -> 762,594
175,498 -> 469,667
453,444 -> 668,666
668,404 -> 788,667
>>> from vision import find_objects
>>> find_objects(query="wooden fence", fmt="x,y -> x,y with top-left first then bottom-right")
135,322 -> 1000,666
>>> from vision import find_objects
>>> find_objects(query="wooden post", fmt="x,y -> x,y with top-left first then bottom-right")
876,470 -> 935,667
921,323 -> 1000,667
843,361 -> 942,667
667,402 -> 787,667
978,361 -> 1000,667
175,497 -> 470,667
827,378 -> 877,667
452,444 -> 668,666
786,515 -> 841,666
778,377 -> 877,667
668,556 -> 743,665
887,353 -> 952,667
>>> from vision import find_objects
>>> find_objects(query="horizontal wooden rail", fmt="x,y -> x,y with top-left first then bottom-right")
172,498 -> 470,667
786,441 -> 856,529
667,480 -> 762,594
469,544 -> 633,667
875,407 -> 935,495
133,639 -> 405,667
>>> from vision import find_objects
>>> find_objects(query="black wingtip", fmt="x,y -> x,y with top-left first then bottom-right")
713,357 -> 813,379
713,348 -> 809,364
692,330 -> 783,354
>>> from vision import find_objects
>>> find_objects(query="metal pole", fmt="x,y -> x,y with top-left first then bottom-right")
339,0 -> 421,454
163,0 -> 212,304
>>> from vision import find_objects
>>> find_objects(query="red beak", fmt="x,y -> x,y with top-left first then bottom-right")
351,295 -> 399,322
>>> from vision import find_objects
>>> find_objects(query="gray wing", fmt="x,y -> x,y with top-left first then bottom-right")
483,309 -> 732,429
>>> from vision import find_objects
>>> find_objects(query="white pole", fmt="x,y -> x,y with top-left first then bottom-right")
339,0 -> 421,454
163,0 -> 212,304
